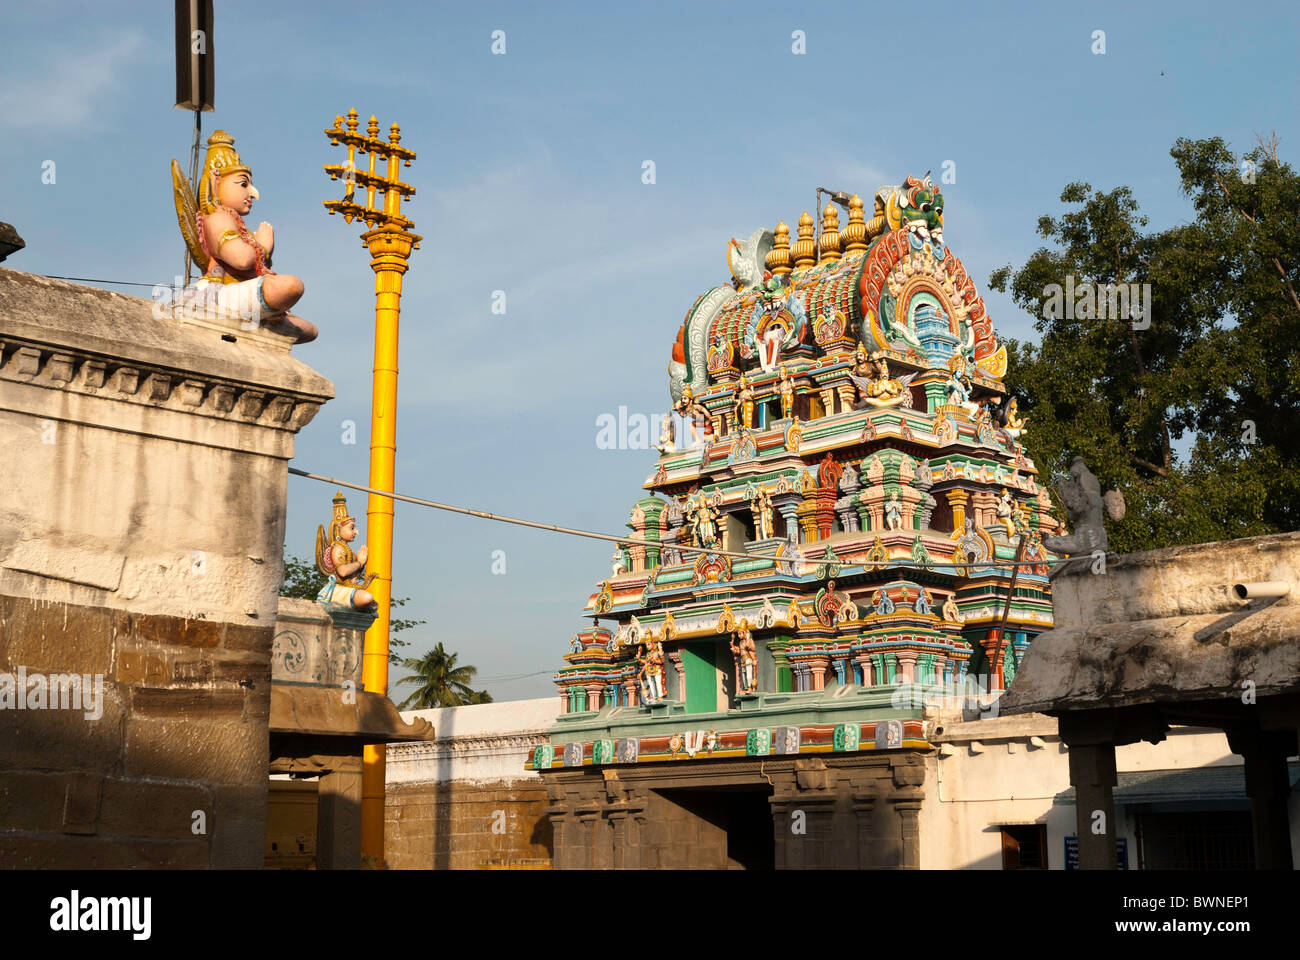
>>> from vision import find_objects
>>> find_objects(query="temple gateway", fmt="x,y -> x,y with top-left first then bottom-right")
533,177 -> 1064,868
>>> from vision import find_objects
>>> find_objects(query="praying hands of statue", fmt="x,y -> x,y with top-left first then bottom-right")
204,169 -> 317,344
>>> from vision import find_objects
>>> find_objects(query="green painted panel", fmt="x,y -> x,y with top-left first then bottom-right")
682,641 -> 718,714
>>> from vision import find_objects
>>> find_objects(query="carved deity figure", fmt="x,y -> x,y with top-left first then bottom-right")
884,490 -> 904,531
685,491 -> 721,549
996,488 -> 1018,539
655,411 -> 676,455
777,364 -> 795,421
611,549 -> 627,576
751,484 -> 775,540
944,355 -> 981,418
172,131 -> 316,343
915,587 -> 933,616
733,374 -> 756,433
730,621 -> 757,694
1043,457 -> 1124,557
851,355 -> 915,408
674,386 -> 711,446
942,593 -> 964,624
315,491 -> 377,614
638,637 -> 667,702
1003,397 -> 1029,438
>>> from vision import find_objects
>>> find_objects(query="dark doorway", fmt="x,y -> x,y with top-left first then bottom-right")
653,786 -> 775,870
1137,811 -> 1255,869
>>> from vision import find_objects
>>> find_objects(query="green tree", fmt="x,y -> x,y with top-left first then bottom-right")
393,642 -> 493,709
989,135 -> 1299,551
279,550 -> 425,664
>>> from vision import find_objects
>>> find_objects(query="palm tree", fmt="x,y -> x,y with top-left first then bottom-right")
394,643 -> 492,709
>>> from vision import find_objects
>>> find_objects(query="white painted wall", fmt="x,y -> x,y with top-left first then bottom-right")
919,715 -> 1268,870
387,698 -> 558,786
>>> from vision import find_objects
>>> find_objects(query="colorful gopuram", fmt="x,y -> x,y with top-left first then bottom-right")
536,176 -> 1063,869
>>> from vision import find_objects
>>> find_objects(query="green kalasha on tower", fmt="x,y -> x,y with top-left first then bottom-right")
535,176 -> 1062,869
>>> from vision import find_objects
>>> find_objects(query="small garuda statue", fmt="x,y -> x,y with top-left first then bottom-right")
315,491 -> 379,626
172,130 -> 317,343
1043,457 -> 1126,560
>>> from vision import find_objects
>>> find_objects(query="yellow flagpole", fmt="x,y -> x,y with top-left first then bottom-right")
323,110 -> 420,868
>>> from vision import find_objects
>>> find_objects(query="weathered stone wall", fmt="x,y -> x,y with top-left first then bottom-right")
543,752 -> 927,869
386,780 -> 551,869
384,699 -> 556,868
0,270 -> 332,867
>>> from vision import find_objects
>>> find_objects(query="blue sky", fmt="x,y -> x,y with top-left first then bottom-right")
1,0 -> 1296,699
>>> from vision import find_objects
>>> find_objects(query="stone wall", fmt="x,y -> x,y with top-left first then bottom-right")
0,270 -> 332,867
543,752 -> 927,869
385,699 -> 556,869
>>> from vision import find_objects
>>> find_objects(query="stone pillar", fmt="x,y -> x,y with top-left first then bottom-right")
1068,743 -> 1118,869
895,651 -> 918,683
894,799 -> 923,868
623,681 -> 638,707
851,791 -> 876,869
1227,724 -> 1296,870
668,651 -> 685,701
970,489 -> 997,528
585,685 -> 602,712
316,766 -> 362,869
809,655 -> 830,690
923,381 -> 947,413
945,489 -> 969,532
764,636 -> 791,692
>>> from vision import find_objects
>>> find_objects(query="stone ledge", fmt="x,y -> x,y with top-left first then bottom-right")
0,338 -> 325,434
270,683 -> 435,742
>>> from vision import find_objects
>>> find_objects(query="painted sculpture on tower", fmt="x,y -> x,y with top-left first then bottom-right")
544,168 -> 1062,772
638,636 -> 667,703
777,364 -> 795,420
172,130 -> 317,344
751,484 -> 775,541
731,621 -> 758,695
315,491 -> 378,628
685,489 -> 721,549
733,374 -> 756,432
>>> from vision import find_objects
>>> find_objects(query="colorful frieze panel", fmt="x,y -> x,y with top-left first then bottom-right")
773,725 -> 801,755
616,737 -> 640,763
532,744 -> 555,770
874,719 -> 904,749
833,722 -> 861,752
592,739 -> 615,765
745,727 -> 771,757
563,742 -> 585,767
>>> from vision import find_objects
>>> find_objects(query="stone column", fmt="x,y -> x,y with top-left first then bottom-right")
923,381 -> 947,413
809,655 -> 830,690
1227,724 -> 1296,870
1068,743 -> 1118,869
316,765 -> 362,870
945,490 -> 969,533
895,650 -> 918,683
894,799 -> 923,868
971,489 -> 998,528
851,791 -> 877,869
668,651 -> 685,701
775,499 -> 801,544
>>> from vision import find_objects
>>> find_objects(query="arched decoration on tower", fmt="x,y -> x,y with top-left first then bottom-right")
858,214 -> 1003,377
